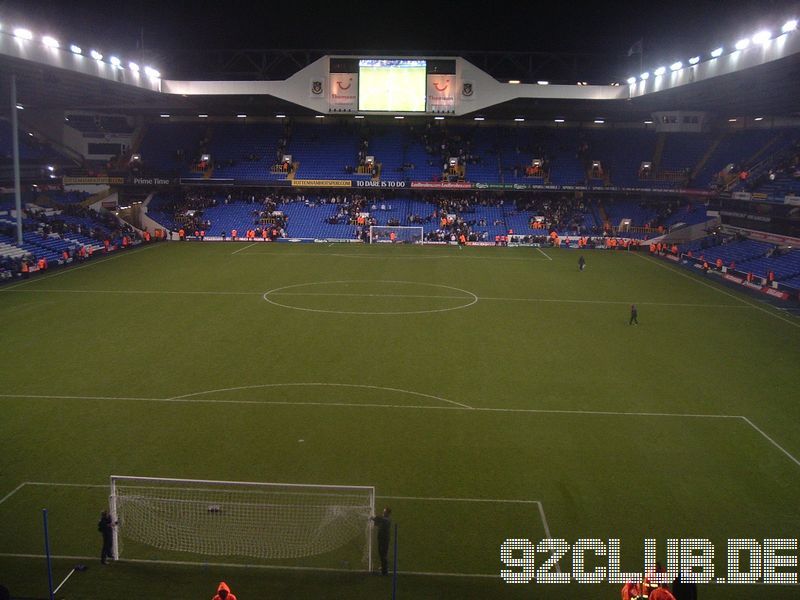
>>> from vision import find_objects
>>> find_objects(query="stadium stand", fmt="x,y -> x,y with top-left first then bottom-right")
138,123 -> 209,177
0,119 -> 67,163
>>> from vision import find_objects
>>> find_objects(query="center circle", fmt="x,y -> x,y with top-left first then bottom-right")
262,280 -> 478,315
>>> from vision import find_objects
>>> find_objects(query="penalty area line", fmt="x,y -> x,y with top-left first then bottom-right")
231,243 -> 258,255
2,392 -> 798,469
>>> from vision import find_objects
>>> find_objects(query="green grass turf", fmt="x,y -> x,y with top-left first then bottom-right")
0,242 -> 798,599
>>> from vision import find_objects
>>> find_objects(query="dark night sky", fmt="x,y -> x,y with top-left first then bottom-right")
1,0 -> 799,74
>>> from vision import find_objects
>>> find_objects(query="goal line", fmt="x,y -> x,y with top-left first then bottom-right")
0,481 -> 551,579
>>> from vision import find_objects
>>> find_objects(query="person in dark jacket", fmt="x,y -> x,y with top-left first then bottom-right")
672,574 -> 698,600
98,510 -> 115,564
371,507 -> 392,575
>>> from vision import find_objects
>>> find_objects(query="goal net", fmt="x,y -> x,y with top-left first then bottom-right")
369,225 -> 424,244
110,476 -> 376,570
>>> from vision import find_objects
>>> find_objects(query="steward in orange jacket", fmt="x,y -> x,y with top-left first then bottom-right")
212,581 -> 237,600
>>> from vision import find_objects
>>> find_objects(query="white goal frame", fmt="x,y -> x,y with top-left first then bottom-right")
368,225 -> 424,244
109,475 -> 376,571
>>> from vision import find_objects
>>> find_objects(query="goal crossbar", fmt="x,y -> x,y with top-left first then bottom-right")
109,475 -> 376,571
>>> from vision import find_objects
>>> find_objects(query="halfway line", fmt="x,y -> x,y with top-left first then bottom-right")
2,287 -> 745,308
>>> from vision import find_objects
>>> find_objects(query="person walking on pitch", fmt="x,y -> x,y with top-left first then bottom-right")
629,304 -> 639,325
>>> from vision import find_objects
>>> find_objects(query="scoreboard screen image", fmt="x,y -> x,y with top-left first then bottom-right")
358,59 -> 427,112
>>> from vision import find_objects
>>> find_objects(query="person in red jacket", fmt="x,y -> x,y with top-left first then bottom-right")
621,580 -> 643,600
212,581 -> 237,600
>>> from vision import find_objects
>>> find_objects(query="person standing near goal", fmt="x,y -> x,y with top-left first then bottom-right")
98,510 -> 116,565
371,507 -> 392,575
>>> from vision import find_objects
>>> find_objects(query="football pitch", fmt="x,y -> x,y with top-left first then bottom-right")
0,242 -> 798,599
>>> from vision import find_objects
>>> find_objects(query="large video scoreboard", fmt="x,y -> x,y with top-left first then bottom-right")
328,57 -> 456,114
358,59 -> 427,112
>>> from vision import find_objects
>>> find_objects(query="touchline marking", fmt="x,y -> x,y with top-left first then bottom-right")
633,252 -> 800,329
231,242 -> 257,255
0,243 -> 162,292
0,553 -> 499,579
536,247 -> 553,261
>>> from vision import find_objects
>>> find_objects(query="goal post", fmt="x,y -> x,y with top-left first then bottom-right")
109,475 -> 376,571
369,225 -> 424,244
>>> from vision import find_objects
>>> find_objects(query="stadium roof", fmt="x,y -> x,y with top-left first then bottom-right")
1,47 -> 799,123
1,1 -> 799,122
